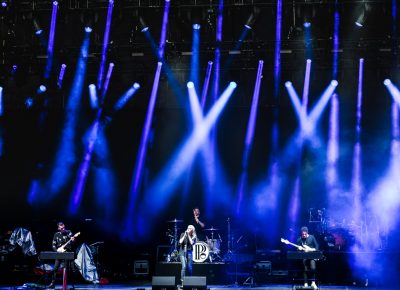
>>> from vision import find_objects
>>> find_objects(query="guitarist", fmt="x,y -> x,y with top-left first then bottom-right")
48,222 -> 76,288
297,226 -> 319,289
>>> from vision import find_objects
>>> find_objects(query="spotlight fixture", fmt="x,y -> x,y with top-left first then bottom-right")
190,7 -> 203,29
139,17 -> 149,32
38,85 -> 47,93
25,98 -> 34,108
11,64 -> 17,75
384,79 -> 391,86
33,19 -> 43,35
355,12 -> 365,27
296,1 -> 316,28
80,9 -> 98,29
88,84 -> 98,109
244,6 -> 260,30
354,2 -> 371,27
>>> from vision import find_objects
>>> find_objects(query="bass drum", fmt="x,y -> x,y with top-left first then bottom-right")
192,242 -> 209,263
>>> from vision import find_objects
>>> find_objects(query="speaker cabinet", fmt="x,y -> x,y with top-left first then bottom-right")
155,262 -> 181,283
152,276 -> 176,290
192,263 -> 228,284
183,276 -> 207,290
134,260 -> 149,275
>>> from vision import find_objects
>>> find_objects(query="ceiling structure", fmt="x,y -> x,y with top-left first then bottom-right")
0,0 -> 398,111
0,1 -> 397,66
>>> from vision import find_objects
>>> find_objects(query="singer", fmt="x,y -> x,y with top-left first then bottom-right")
179,225 -> 197,285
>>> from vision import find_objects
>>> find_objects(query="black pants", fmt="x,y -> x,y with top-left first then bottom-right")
302,259 -> 316,283
52,259 -> 73,283
52,259 -> 61,282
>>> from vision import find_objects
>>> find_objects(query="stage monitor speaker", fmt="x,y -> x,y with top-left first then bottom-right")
183,276 -> 207,290
152,276 -> 176,290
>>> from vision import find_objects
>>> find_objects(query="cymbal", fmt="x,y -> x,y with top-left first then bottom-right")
167,219 -> 183,223
204,227 -> 219,231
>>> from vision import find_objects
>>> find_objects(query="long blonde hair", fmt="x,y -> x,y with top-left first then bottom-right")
187,225 -> 197,240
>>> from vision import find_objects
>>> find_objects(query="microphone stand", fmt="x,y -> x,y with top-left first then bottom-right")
227,218 -> 232,254
174,223 -> 179,255
224,218 -> 233,262
182,233 -> 188,288
224,217 -> 240,287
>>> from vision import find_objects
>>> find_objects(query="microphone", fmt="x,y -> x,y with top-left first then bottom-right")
218,233 -> 223,242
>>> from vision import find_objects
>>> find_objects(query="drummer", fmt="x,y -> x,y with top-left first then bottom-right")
179,225 -> 197,284
191,207 -> 206,241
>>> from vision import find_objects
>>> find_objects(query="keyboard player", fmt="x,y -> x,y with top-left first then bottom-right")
297,226 -> 319,289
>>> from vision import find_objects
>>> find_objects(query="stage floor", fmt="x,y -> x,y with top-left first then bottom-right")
0,283 -> 396,290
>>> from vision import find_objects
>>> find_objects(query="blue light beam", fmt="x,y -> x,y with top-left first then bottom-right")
140,82 -> 237,219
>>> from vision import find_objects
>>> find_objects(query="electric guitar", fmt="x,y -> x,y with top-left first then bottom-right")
280,238 -> 316,252
57,232 -> 80,253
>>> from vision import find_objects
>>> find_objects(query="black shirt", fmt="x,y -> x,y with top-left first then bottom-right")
297,234 -> 319,251
179,232 -> 197,252
52,230 -> 73,252
190,217 -> 205,241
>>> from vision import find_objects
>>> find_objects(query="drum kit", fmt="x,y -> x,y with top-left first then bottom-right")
165,219 -> 222,263
204,227 -> 222,262
309,208 -> 388,251
166,219 -> 183,262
